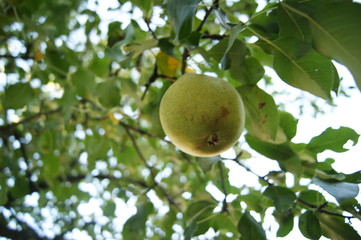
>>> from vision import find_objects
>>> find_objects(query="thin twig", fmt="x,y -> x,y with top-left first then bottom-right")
144,18 -> 157,39
119,121 -> 171,144
224,154 -> 273,186
179,0 -> 220,74
0,108 -> 62,138
195,0 -> 220,32
297,199 -> 354,219
225,153 -> 356,219
141,65 -> 158,100
123,126 -> 153,170
181,48 -> 190,74
0,54 -> 33,60
201,34 -> 228,40
122,124 -> 181,211
8,208 -> 48,240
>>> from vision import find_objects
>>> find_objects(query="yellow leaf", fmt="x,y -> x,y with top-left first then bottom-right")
34,48 -> 44,62
107,113 -> 119,125
34,40 -> 44,62
185,67 -> 196,73
156,51 -> 180,77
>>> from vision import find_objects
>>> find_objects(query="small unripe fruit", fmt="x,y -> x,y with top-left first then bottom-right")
159,73 -> 245,157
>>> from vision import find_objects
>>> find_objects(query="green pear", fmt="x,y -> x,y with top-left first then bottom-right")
159,73 -> 245,157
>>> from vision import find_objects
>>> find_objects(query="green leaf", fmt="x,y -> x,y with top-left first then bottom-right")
184,200 -> 215,236
122,201 -> 154,240
307,127 -> 360,153
316,213 -> 361,240
272,37 -> 338,99
298,190 -> 326,207
166,0 -> 200,40
10,176 -> 29,199
198,156 -> 220,173
115,145 -> 138,167
85,134 -> 111,160
184,220 -> 198,240
71,67 -> 96,99
245,134 -> 295,161
299,211 -> 321,240
158,38 -> 176,56
278,3 -> 311,41
237,211 -> 267,240
60,86 -> 77,120
209,38 -> 248,71
309,2 -> 361,91
0,175 -> 8,205
344,171 -> 361,184
307,127 -> 359,153
132,0 -> 152,17
248,2 -> 279,37
4,82 -> 35,109
45,46 -> 72,75
279,111 -> 298,140
183,31 -> 202,50
232,56 -> 264,85
238,85 -> 279,141
89,54 -> 111,78
132,39 -> 158,59
312,177 -> 359,203
105,41 -> 129,62
264,186 -> 296,212
97,78 -> 121,108
212,212 -> 238,233
162,208 -> 177,238
222,22 -> 247,62
43,153 -> 61,181
274,211 -> 294,237
103,200 -> 116,216
340,199 -> 361,221
279,155 -> 304,176
238,190 -> 272,213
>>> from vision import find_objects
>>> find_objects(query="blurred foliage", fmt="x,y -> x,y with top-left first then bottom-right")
0,0 -> 361,239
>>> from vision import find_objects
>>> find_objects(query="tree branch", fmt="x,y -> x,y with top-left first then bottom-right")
0,210 -> 49,240
297,199 -> 354,219
201,34 -> 228,40
224,153 -> 357,220
122,124 -> 181,211
141,65 -> 158,101
0,107 -> 62,138
223,152 -> 273,186
0,54 -> 33,60
119,121 -> 171,144
181,48 -> 190,74
144,17 -> 157,39
140,65 -> 178,100
195,0 -> 220,32
181,0 -> 220,73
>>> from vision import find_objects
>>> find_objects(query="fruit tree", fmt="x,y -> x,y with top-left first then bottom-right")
0,0 -> 361,239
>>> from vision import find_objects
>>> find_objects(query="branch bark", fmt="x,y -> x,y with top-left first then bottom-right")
0,211 -> 49,240
224,153 -> 357,220
195,0 -> 220,32
0,107 -> 62,138
297,199 -> 354,219
122,124 -> 181,211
